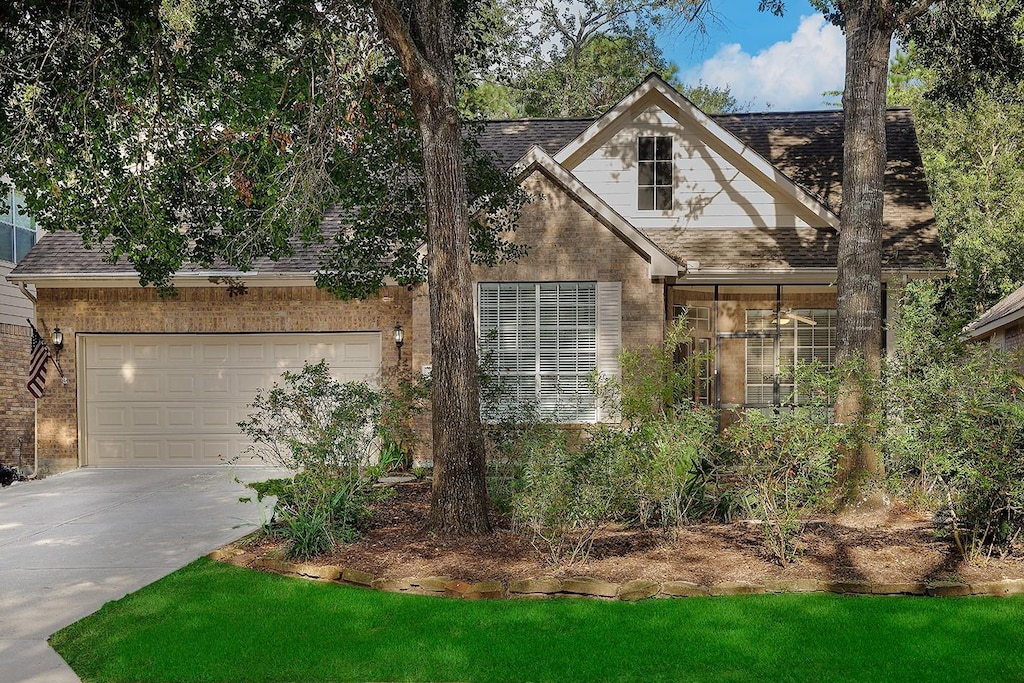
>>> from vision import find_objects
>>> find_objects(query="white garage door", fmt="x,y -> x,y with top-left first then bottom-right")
81,333 -> 382,467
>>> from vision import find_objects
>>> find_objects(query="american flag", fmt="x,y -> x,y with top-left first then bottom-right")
27,327 -> 49,399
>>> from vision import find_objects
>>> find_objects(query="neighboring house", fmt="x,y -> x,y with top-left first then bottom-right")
6,74 -> 941,474
1,185 -> 41,468
965,284 -> 1024,367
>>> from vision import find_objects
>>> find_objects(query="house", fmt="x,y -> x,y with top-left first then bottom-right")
965,284 -> 1024,367
1,185 -> 42,470
6,74 -> 941,474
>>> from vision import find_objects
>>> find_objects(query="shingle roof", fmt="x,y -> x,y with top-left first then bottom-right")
11,108 -> 941,279
12,206 -> 353,278
474,118 -> 593,168
965,283 -> 1024,336
473,109 -> 938,272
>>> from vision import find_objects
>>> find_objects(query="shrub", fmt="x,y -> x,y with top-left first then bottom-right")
505,425 -> 620,567
494,316 -> 720,566
884,280 -> 1024,561
885,345 -> 1024,560
597,316 -> 719,527
717,366 -> 847,565
237,360 -> 399,559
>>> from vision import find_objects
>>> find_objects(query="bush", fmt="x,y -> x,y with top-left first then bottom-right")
494,316 -> 720,566
237,360 -> 399,559
505,425 -> 620,567
598,316 -> 720,527
885,345 -> 1024,560
716,365 -> 848,565
884,280 -> 1024,561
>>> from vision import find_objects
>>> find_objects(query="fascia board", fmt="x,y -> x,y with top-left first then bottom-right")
676,267 -> 945,285
962,309 -> 1024,339
6,272 -> 320,288
552,74 -> 841,232
514,146 -> 680,278
966,304 -> 1024,339
677,268 -> 838,284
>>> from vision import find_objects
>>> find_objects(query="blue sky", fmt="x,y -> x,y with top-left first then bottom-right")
655,1 -> 845,111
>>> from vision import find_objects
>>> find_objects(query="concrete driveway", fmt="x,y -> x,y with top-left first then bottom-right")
0,467 -> 280,683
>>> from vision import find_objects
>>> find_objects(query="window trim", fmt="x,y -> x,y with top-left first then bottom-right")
478,281 -> 620,423
637,135 -> 673,211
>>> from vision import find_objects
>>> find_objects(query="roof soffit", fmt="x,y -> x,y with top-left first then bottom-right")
552,74 -> 841,232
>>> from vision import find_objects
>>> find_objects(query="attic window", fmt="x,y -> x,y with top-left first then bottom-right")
638,136 -> 673,211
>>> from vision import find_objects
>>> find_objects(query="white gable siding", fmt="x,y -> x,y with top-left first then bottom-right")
0,262 -> 33,327
569,105 -> 821,231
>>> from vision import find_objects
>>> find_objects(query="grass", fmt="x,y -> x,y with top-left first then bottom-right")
52,558 -> 1024,683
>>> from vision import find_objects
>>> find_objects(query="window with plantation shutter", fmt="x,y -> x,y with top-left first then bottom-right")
745,308 -> 836,406
479,282 -> 619,422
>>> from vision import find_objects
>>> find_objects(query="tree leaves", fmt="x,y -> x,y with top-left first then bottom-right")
0,0 -> 523,295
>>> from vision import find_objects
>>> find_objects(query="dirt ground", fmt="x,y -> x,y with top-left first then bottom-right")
256,480 -> 1024,586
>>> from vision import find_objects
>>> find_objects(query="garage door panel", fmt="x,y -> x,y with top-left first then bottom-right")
134,344 -> 160,361
236,372 -> 272,394
201,374 -> 231,395
166,374 -> 196,395
340,342 -> 373,362
238,343 -> 266,361
133,374 -> 162,395
167,344 -> 195,362
131,407 -> 161,427
272,343 -> 301,363
201,343 -> 230,363
132,441 -> 162,462
92,439 -> 127,463
203,406 -> 234,428
167,441 -> 196,461
83,333 -> 381,467
94,406 -> 127,429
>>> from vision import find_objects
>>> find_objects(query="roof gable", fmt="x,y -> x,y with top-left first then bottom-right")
552,74 -> 841,232
512,146 -> 679,278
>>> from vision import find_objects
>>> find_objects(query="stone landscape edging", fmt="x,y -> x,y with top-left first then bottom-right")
207,548 -> 1024,600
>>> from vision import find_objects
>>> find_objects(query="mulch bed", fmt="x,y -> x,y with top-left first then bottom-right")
244,479 -> 1024,586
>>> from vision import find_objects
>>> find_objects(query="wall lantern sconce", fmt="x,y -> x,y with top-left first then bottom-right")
393,323 -> 404,362
52,327 -> 64,356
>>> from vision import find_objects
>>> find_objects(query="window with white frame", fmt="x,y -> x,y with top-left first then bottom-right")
673,304 -> 712,403
745,309 -> 837,406
479,282 -> 620,422
638,136 -> 673,211
1,188 -> 36,264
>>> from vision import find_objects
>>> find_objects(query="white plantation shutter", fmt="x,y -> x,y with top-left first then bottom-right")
596,282 -> 621,421
743,308 -> 837,406
479,281 -> 618,423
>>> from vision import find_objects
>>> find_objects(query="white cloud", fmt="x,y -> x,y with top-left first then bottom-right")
683,14 -> 845,112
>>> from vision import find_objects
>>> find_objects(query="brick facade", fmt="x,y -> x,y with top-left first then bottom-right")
472,170 -> 665,350
0,323 -> 34,468
405,170 -> 667,465
28,171 -> 671,474
34,285 -> 414,474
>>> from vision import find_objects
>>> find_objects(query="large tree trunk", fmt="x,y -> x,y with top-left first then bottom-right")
834,1 -> 893,481
372,0 -> 491,534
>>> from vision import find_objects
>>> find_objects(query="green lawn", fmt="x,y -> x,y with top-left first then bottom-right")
51,558 -> 1024,683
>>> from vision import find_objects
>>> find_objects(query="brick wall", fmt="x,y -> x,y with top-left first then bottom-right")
33,171 -> 670,473
405,170 -> 668,465
472,170 -> 665,351
35,285 -> 414,473
0,323 -> 34,468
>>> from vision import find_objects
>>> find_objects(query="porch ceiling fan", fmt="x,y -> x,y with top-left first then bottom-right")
768,309 -> 818,326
